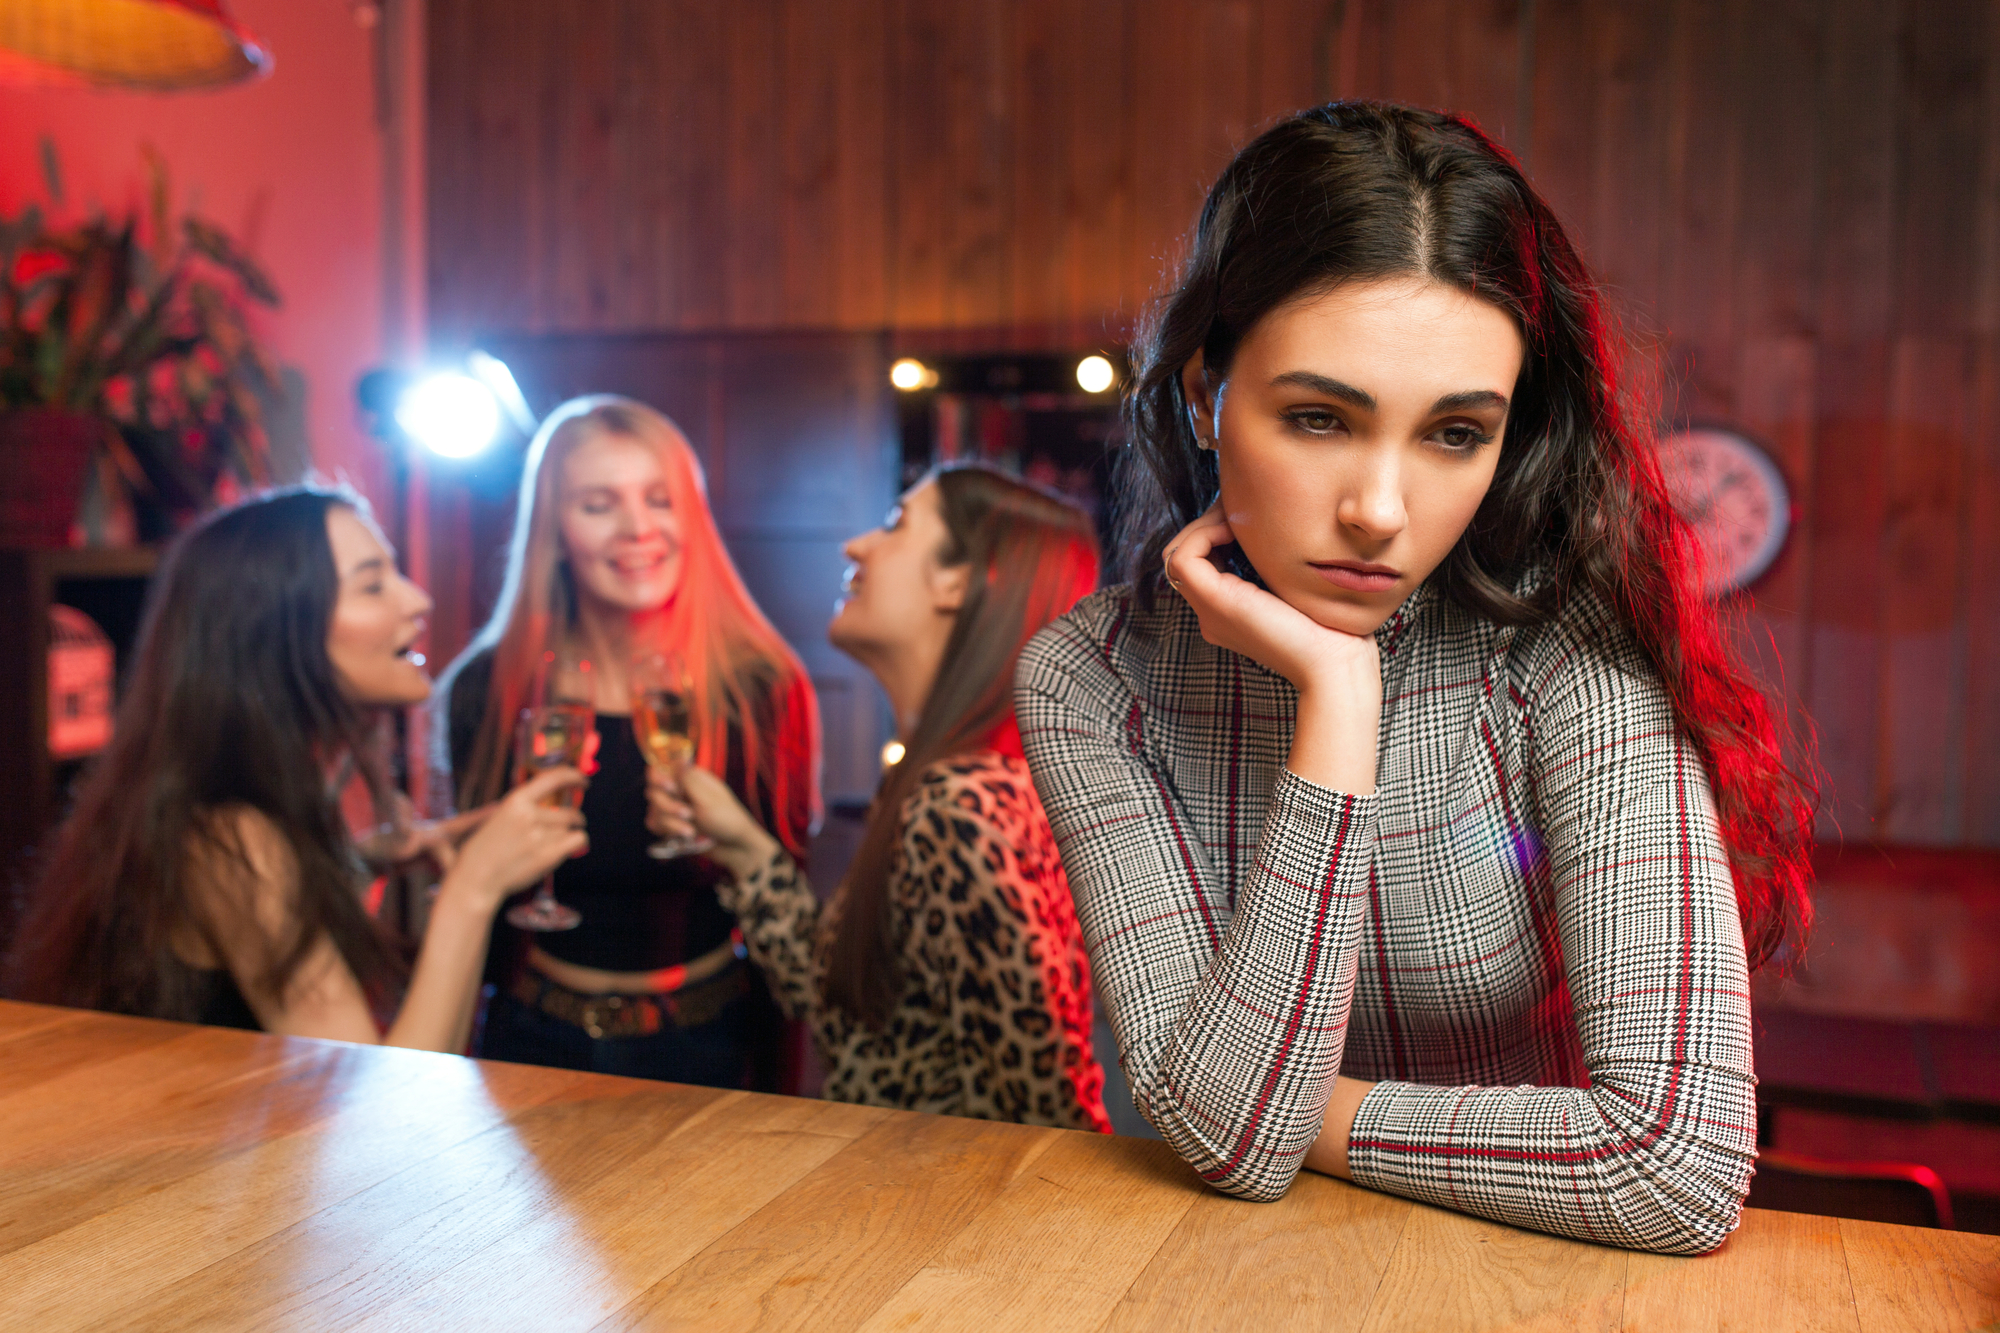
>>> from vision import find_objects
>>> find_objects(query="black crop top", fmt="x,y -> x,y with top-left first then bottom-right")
442,649 -> 800,974
195,967 -> 262,1031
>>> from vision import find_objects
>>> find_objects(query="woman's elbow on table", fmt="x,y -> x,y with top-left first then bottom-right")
1604,1171 -> 1747,1256
1588,1098 -> 1755,1255
1136,1086 -> 1309,1204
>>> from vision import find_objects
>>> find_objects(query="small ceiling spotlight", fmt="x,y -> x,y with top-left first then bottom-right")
889,357 -> 939,392
1075,355 -> 1116,394
880,739 -> 907,769
393,372 -> 503,460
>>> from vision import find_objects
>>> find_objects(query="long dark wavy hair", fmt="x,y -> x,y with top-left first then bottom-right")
1120,102 -> 1813,969
3,486 -> 405,1018
826,465 -> 1100,1025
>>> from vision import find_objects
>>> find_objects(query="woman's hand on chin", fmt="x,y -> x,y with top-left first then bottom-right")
1165,503 -> 1382,793
1164,503 -> 1381,697
647,763 -> 776,879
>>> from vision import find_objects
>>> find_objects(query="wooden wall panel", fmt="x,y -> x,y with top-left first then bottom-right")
428,0 -> 2000,847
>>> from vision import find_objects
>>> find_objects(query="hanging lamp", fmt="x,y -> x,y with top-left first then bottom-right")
0,0 -> 270,91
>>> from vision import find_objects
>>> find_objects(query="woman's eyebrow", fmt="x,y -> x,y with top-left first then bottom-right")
1268,371 -> 1375,410
1430,389 -> 1510,414
344,555 -> 389,580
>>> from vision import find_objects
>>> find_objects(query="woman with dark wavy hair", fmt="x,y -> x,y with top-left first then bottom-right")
4,487 -> 586,1050
654,464 -> 1110,1130
1015,102 -> 1813,1253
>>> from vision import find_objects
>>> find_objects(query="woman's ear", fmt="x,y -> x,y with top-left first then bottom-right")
929,561 -> 971,616
1180,352 -> 1218,449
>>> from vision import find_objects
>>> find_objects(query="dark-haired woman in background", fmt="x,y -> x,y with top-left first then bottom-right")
1015,103 -> 1813,1252
655,465 -> 1110,1130
4,488 -> 587,1049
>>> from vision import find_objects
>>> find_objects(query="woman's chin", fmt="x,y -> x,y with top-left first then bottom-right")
1276,582 -> 1398,639
582,581 -> 676,615
378,667 -> 434,707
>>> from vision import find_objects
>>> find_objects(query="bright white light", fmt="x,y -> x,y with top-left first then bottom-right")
1076,355 -> 1116,394
881,739 -> 907,768
395,373 -> 502,459
467,350 -> 535,434
889,358 -> 933,392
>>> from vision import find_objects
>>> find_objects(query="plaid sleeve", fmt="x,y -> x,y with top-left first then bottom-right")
1017,607 -> 1377,1201
1346,620 -> 1757,1255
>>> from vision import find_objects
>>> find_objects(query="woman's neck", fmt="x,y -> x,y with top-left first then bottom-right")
860,638 -> 943,738
566,598 -> 670,712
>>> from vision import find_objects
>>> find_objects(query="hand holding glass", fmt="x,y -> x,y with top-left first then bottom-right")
505,703 -> 592,931
631,652 -> 713,860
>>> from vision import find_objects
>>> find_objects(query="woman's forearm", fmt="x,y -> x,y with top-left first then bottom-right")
383,889 -> 493,1052
713,838 -> 827,1023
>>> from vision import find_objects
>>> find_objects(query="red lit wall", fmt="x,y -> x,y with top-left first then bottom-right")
0,0 -> 389,505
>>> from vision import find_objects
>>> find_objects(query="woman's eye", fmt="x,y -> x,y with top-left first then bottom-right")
1285,409 -> 1343,435
1434,423 -> 1495,451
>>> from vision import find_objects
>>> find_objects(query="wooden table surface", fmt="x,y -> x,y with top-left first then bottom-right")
3,1000 -> 1995,1332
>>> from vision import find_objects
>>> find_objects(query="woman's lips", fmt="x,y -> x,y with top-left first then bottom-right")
610,551 -> 670,577
1309,561 -> 1400,593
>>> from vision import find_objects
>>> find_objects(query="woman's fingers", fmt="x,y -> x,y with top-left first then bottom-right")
431,804 -> 496,844
1163,504 -> 1237,588
514,765 -> 585,804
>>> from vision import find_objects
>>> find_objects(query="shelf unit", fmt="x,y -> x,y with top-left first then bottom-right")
0,546 -> 158,909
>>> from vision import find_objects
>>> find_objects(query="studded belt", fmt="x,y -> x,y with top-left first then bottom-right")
509,933 -> 751,1039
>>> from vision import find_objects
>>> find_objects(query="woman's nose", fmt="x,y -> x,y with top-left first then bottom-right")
842,530 -> 875,562
619,496 -> 655,535
1337,452 -> 1408,542
403,576 -> 435,618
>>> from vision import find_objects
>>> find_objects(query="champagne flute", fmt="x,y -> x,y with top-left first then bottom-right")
631,651 -> 713,860
505,656 -> 594,931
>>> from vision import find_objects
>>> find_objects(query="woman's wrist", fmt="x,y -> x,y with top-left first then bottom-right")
1288,678 -> 1381,793
431,864 -> 507,923
713,826 -> 781,882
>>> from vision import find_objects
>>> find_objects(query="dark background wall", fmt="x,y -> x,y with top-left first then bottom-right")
425,0 -> 2000,847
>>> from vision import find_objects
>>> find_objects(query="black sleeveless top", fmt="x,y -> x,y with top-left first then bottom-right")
442,650 -> 801,973
195,968 -> 261,1031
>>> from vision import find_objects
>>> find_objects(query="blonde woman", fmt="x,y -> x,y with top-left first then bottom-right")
436,395 -> 820,1088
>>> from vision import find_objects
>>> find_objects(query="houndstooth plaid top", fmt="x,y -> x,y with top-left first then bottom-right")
1015,578 -> 1757,1255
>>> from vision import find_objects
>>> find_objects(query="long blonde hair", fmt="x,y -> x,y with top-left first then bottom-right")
446,395 -> 820,856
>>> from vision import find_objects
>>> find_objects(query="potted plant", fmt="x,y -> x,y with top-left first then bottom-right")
0,144 -> 278,547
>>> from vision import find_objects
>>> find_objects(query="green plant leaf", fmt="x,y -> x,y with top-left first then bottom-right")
182,217 -> 280,306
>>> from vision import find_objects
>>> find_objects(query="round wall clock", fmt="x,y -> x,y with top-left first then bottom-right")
1659,427 -> 1791,596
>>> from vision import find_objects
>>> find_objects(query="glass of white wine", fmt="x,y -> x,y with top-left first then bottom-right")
632,651 -> 714,860
505,654 -> 594,932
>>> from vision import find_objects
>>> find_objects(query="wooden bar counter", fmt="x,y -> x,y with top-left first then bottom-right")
2,999 -> 1994,1331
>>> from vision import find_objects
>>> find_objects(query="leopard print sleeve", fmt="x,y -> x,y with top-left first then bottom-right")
713,753 -> 1107,1131
895,755 -> 1110,1132
713,843 -> 826,1024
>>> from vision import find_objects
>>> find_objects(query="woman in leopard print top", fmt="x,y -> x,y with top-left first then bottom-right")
652,465 -> 1111,1132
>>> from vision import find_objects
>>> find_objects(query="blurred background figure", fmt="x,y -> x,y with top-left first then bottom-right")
2,486 -> 586,1050
658,464 -> 1110,1131
437,396 -> 820,1090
